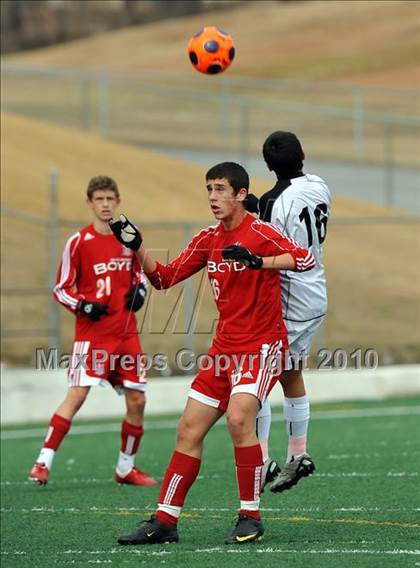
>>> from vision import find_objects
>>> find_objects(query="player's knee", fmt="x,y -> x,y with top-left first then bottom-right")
176,416 -> 202,446
226,410 -> 248,437
279,368 -> 303,387
126,391 -> 146,414
67,387 -> 89,410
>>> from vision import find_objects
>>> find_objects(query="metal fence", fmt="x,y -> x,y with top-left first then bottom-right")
2,64 -> 420,170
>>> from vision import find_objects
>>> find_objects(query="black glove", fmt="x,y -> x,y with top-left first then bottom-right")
245,193 -> 259,214
125,283 -> 147,312
77,300 -> 109,321
222,245 -> 263,269
109,214 -> 142,251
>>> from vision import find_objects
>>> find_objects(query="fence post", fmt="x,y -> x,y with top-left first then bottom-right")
80,76 -> 91,130
98,72 -> 110,137
352,87 -> 365,158
239,100 -> 249,168
384,122 -> 395,207
48,168 -> 61,353
220,77 -> 232,152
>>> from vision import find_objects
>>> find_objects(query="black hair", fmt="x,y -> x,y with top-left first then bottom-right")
262,131 -> 304,178
205,162 -> 249,195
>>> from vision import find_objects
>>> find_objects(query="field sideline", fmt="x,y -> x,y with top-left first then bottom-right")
1,399 -> 420,567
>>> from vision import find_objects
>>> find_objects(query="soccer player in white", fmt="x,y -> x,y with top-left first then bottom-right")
255,131 -> 331,492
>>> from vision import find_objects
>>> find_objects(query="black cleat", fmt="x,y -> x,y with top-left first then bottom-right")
270,453 -> 316,493
261,458 -> 281,492
117,515 -> 179,545
225,514 -> 264,545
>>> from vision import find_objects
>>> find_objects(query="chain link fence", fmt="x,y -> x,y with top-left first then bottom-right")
2,64 -> 420,167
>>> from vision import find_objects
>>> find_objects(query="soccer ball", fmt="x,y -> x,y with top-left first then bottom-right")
188,26 -> 235,75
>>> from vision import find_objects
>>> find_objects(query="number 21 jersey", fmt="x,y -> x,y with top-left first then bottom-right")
53,224 -> 144,339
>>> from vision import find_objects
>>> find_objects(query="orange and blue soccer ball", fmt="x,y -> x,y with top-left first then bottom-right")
188,26 -> 235,75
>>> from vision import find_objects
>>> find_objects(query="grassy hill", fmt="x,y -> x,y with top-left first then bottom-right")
4,1 -> 419,87
2,113 -> 419,365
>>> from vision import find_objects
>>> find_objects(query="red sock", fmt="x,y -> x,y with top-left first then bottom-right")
43,414 -> 71,451
156,510 -> 179,527
156,451 -> 201,526
235,444 -> 263,521
120,421 -> 143,455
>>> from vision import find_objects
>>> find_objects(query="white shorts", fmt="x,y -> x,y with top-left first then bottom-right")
284,316 -> 325,366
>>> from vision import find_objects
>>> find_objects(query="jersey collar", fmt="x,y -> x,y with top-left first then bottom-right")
259,173 -> 305,222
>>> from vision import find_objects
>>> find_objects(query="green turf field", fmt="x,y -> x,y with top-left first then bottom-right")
2,399 -> 420,567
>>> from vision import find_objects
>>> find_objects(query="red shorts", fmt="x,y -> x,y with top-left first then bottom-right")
68,335 -> 147,392
189,339 -> 285,412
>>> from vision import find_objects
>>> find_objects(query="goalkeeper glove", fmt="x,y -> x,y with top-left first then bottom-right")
222,245 -> 263,269
109,214 -> 142,251
125,283 -> 147,312
77,300 -> 109,321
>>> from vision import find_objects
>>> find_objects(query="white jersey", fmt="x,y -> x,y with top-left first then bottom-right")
259,174 -> 331,322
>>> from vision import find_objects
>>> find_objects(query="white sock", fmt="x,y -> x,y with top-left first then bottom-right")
283,395 -> 310,462
117,451 -> 135,476
37,448 -> 55,470
256,399 -> 271,461
240,499 -> 260,511
157,503 -> 182,519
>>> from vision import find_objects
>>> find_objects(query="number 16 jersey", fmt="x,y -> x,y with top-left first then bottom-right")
147,213 -> 315,353
259,174 -> 331,323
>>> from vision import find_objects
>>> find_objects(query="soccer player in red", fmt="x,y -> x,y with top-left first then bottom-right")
29,176 -> 157,487
110,162 -> 315,545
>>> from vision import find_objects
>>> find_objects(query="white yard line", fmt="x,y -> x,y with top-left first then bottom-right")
1,506 -> 419,532
2,405 -> 420,440
3,547 -> 418,557
1,505 -> 419,513
1,470 -> 418,486
1,471 -> 419,487
2,548 -> 419,557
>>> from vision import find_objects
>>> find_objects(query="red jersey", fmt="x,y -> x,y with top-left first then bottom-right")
147,213 -> 315,353
53,224 -> 144,339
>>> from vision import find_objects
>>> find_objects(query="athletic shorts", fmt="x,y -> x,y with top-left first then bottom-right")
284,316 -> 325,368
68,335 -> 147,392
189,339 -> 285,412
